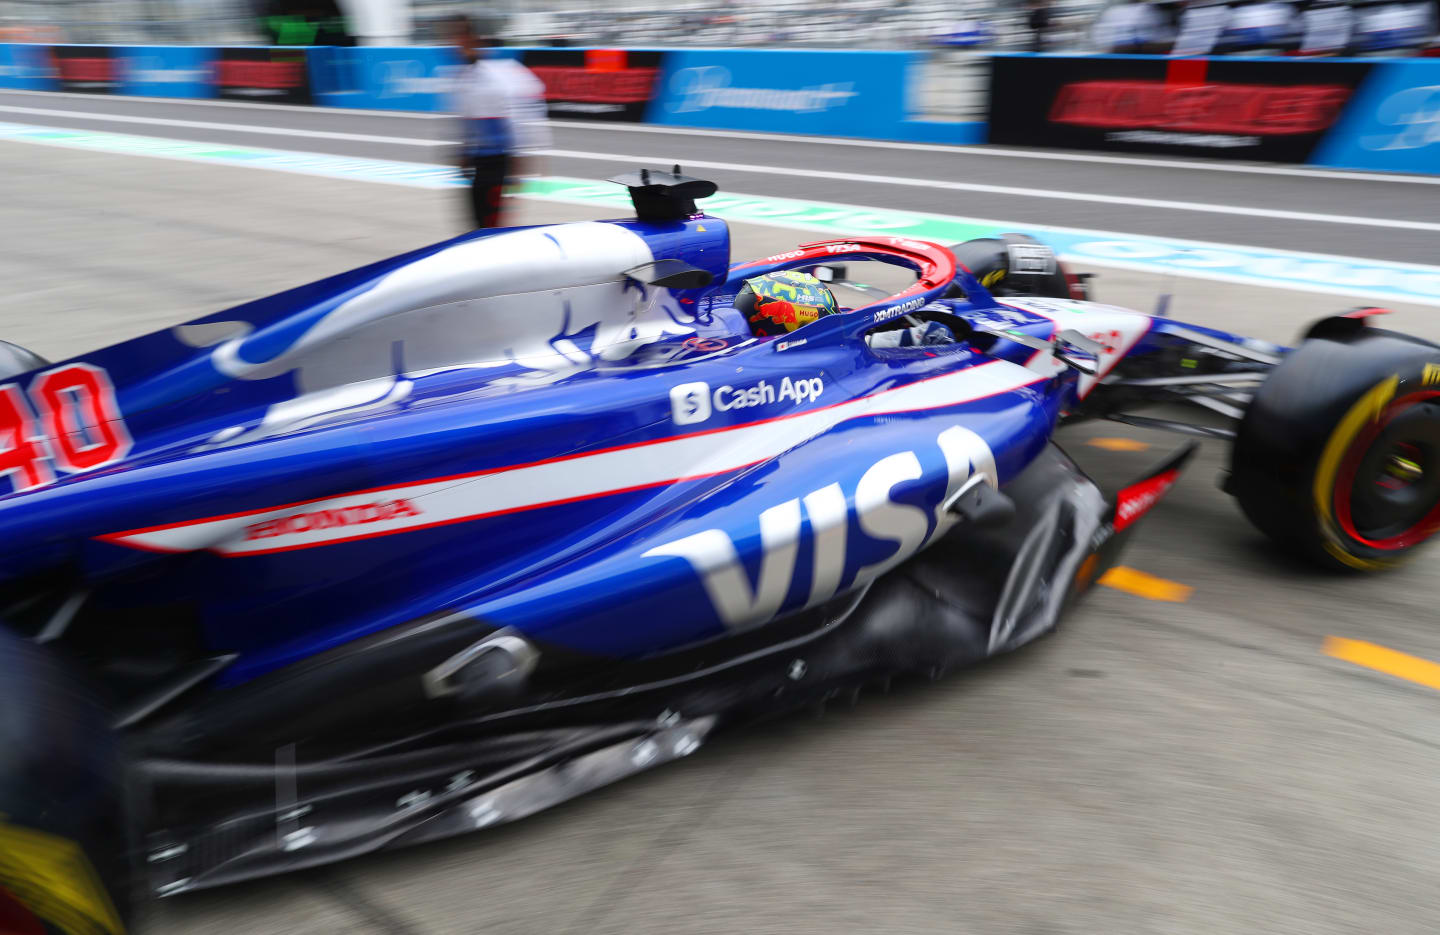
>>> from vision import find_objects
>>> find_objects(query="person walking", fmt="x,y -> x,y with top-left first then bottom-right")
449,15 -> 551,230
1025,0 -> 1053,51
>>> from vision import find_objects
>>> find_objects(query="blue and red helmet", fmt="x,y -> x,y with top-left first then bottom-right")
733,271 -> 839,337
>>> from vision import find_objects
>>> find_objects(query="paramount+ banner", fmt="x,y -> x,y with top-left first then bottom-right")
1310,59 -> 1440,175
648,49 -> 913,137
987,54 -> 1376,163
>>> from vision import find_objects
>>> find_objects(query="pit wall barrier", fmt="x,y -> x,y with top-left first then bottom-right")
0,44 -> 315,102
987,52 -> 1440,176
0,43 -> 985,145
7,44 -> 1434,170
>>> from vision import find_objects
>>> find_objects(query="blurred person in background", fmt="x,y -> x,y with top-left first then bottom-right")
1026,0 -> 1054,50
1172,0 -> 1230,55
449,14 -> 552,230
1352,0 -> 1439,55
1212,0 -> 1301,55
1091,0 -> 1178,52
1298,0 -> 1355,54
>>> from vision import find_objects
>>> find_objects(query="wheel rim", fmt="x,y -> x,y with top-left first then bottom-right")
1335,392 -> 1440,550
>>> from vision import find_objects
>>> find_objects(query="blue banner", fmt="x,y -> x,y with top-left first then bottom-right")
1310,59 -> 1440,175
0,42 -> 967,145
309,46 -> 461,111
647,49 -> 914,138
115,46 -> 213,98
0,43 -> 57,91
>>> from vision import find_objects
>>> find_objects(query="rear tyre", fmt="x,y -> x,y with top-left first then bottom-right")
0,627 -> 132,934
1229,331 -> 1440,571
946,233 -> 1076,300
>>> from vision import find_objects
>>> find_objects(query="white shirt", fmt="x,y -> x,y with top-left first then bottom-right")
1092,4 -> 1174,51
490,57 -> 552,153
453,55 -> 552,155
1173,4 -> 1229,56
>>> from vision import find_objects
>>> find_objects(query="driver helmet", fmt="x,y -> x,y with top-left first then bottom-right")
733,271 -> 839,337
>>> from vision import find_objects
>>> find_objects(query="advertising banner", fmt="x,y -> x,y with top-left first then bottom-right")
308,46 -> 665,119
0,43 -> 57,92
1309,59 -> 1440,174
988,54 -> 1375,163
306,46 -> 367,107
0,45 -> 212,99
306,47 -> 661,118
307,46 -> 457,110
51,45 -> 120,94
520,48 -> 665,122
648,49 -> 913,137
212,46 -> 312,105
356,46 -> 454,110
115,46 -> 214,99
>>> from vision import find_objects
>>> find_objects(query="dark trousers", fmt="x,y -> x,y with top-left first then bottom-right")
467,153 -> 511,229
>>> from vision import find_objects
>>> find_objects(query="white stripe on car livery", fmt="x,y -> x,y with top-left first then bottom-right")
102,361 -> 1042,556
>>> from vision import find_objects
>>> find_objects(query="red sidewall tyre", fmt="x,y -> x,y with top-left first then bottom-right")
0,627 -> 132,933
1230,332 -> 1440,571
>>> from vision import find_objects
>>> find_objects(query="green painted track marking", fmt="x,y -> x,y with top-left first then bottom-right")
4,119 -> 1440,307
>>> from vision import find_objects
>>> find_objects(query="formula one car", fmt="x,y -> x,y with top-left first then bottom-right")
5,169 -> 1440,932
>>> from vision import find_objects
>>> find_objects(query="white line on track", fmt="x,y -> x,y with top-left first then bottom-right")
535,149 -> 1440,233
546,120 -> 1440,186
2,87 -> 1432,186
517,182 -> 1440,307
3,118 -> 1436,306
0,87 -> 448,119
0,104 -> 1432,230
0,103 -> 448,146
14,103 -> 1422,228
4,114 -> 1431,278
555,182 -> 1440,275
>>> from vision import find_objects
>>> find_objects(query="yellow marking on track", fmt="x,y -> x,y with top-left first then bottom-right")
1324,636 -> 1440,692
1099,566 -> 1193,602
1087,437 -> 1152,452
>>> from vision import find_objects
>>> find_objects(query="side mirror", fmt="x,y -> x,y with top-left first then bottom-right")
1053,329 -> 1101,375
808,264 -> 847,283
966,325 -> 1101,377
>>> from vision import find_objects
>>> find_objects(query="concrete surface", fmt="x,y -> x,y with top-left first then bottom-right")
3,127 -> 1440,935
3,89 -> 1439,264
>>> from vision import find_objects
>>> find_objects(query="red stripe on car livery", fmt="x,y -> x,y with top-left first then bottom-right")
100,361 -> 1046,557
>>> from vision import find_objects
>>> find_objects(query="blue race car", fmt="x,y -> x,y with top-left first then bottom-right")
4,169 -> 1439,931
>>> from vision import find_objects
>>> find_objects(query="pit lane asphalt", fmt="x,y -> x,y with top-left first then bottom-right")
3,88 -> 1440,265
5,126 -> 1440,935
